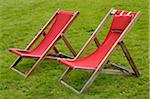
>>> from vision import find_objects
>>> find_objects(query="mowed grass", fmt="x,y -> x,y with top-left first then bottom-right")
0,0 -> 149,98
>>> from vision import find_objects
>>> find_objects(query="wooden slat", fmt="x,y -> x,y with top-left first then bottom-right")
11,67 -> 26,77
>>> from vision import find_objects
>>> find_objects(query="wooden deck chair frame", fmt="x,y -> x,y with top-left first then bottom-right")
59,8 -> 141,94
10,9 -> 79,78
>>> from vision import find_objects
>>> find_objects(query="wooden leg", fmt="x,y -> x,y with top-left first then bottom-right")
60,67 -> 101,94
59,68 -> 82,94
10,56 -> 28,77
79,58 -> 110,93
25,56 -> 47,77
59,59 -> 108,94
61,34 -> 77,57
10,56 -> 22,68
59,67 -> 72,81
119,41 -> 140,77
79,69 -> 99,93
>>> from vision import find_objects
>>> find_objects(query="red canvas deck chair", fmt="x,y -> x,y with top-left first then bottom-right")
9,9 -> 79,77
58,8 -> 141,94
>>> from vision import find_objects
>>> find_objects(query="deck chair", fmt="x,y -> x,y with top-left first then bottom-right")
58,8 -> 141,94
9,9 -> 79,77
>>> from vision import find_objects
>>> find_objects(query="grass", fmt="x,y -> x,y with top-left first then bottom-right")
0,0 -> 149,98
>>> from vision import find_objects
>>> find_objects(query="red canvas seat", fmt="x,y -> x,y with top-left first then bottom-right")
9,10 -> 79,77
59,15 -> 132,69
9,11 -> 74,58
58,8 -> 141,94
9,49 -> 40,57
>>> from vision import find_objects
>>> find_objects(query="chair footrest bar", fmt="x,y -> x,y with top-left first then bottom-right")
76,68 -> 132,76
99,69 -> 132,76
11,67 -> 27,77
60,80 -> 81,94
109,63 -> 134,74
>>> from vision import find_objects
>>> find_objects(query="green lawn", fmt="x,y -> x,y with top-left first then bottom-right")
0,0 -> 149,98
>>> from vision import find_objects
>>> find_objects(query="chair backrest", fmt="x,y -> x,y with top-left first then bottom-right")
30,11 -> 75,55
78,11 -> 138,67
